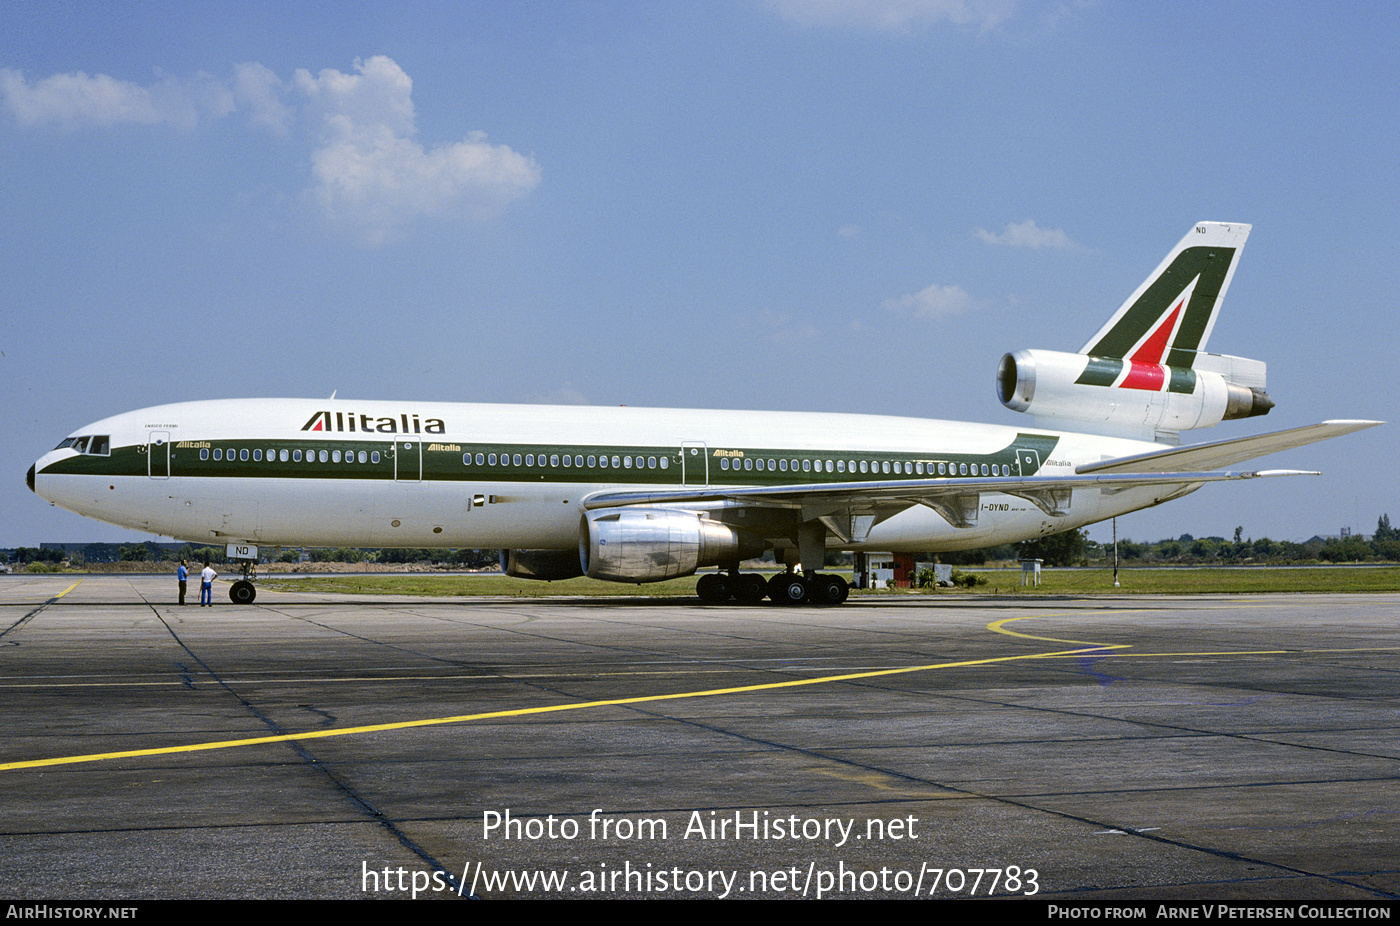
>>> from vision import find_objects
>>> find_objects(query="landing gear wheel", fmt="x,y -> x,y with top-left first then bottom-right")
733,573 -> 768,605
696,572 -> 730,604
229,580 -> 257,605
768,573 -> 809,606
812,574 -> 849,605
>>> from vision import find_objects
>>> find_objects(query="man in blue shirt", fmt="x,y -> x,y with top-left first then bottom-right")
177,560 -> 188,605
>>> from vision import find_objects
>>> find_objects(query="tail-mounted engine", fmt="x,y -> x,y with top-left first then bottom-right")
579,508 -> 764,583
997,349 -> 1272,439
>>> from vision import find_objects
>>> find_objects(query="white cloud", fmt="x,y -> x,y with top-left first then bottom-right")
975,219 -> 1077,249
232,62 -> 293,132
294,56 -> 541,243
884,282 -> 977,318
770,0 -> 1017,32
0,67 -> 230,129
0,56 -> 540,243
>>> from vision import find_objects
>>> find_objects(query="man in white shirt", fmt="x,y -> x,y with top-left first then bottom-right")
200,561 -> 218,607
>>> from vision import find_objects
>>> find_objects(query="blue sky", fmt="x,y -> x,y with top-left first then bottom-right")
3,1 -> 1395,548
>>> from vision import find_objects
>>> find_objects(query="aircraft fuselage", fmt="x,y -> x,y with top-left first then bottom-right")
29,397 -> 1172,553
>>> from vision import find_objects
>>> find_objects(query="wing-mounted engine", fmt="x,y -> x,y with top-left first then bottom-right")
997,349 -> 1273,441
579,508 -> 764,583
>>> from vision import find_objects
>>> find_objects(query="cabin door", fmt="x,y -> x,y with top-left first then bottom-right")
394,440 -> 422,481
147,431 -> 170,480
681,442 -> 708,486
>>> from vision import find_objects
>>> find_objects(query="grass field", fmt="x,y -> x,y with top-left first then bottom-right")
256,566 -> 1400,599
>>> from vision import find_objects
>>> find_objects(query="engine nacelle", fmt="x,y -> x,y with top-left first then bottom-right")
579,508 -> 763,583
997,349 -> 1272,436
500,548 -> 585,581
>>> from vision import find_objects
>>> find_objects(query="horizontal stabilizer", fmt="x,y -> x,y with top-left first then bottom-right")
1077,420 -> 1382,475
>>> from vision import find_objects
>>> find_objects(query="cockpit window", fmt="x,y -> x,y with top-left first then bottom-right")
55,435 -> 111,455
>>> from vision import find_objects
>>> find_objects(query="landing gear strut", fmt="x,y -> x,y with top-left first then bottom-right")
692,520 -> 850,606
227,551 -> 258,605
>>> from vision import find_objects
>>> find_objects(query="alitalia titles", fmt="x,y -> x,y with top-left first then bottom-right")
301,411 -> 445,434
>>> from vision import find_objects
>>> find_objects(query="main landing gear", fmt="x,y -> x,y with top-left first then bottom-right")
696,570 -> 850,606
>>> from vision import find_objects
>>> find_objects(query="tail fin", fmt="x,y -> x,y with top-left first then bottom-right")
1080,221 -> 1251,367
998,221 -> 1271,443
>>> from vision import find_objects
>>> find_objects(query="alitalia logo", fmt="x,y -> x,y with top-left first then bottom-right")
301,411 -> 446,434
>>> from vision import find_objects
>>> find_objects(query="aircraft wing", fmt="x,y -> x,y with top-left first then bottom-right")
582,468 -> 1314,537
1075,420 -> 1382,475
581,420 -> 1379,537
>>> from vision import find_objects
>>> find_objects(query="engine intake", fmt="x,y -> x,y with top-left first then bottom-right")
997,349 -> 1271,436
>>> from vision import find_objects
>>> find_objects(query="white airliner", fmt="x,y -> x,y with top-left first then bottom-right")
28,222 -> 1378,605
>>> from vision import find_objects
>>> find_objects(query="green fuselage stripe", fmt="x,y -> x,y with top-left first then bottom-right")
42,434 -> 1060,485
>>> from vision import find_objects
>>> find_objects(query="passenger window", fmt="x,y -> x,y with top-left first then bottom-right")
587,455 -> 597,467
213,449 -> 223,461
200,448 -> 209,461
254,450 -> 263,462
551,454 -> 560,467
280,449 -> 289,462
293,450 -> 302,462
241,449 -> 249,462
371,451 -> 381,463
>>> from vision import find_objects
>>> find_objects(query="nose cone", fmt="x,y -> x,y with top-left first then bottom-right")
26,464 -> 35,493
